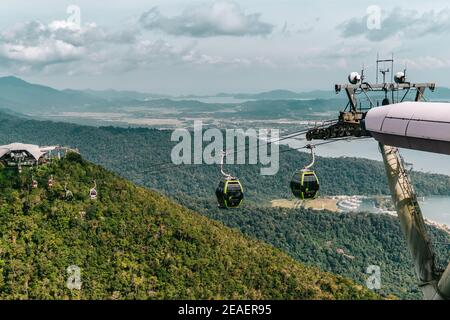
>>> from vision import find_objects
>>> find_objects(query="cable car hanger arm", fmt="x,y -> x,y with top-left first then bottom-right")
303,144 -> 315,170
219,150 -> 234,180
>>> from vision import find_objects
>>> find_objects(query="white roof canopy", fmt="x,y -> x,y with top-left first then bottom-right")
0,143 -> 56,161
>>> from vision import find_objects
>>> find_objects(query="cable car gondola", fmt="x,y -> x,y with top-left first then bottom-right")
31,174 -> 38,189
48,175 -> 54,188
90,180 -> 97,200
65,183 -> 74,201
216,178 -> 244,209
215,151 -> 244,209
290,145 -> 319,200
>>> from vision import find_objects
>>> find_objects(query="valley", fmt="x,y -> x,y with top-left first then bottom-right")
1,109 -> 450,299
1,77 -> 450,300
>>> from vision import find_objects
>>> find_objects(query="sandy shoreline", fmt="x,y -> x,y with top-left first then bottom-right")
271,196 -> 450,234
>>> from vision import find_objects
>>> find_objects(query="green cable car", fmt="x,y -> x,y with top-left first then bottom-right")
290,144 -> 319,200
216,151 -> 244,209
216,179 -> 244,209
290,169 -> 319,199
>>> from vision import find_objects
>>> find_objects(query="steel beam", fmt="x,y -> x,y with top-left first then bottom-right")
379,143 -> 443,299
335,82 -> 435,93
438,262 -> 450,299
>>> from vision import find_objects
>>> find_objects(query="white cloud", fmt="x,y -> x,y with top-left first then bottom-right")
338,7 -> 450,42
0,20 -> 138,70
140,0 -> 274,37
179,48 -> 276,68
0,15 -> 265,76
402,56 -> 450,69
0,40 -> 84,64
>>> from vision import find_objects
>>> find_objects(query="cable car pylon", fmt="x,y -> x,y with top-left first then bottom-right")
379,143 -> 449,299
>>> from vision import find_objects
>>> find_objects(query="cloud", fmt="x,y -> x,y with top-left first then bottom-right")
279,21 -> 314,36
0,40 -> 84,65
139,0 -> 274,37
0,20 -> 138,69
402,56 -> 450,69
180,50 -> 267,67
321,44 -> 373,60
0,11 -> 273,76
338,8 -> 450,42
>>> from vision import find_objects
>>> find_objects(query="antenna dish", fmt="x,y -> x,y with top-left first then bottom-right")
394,71 -> 406,84
348,72 -> 361,85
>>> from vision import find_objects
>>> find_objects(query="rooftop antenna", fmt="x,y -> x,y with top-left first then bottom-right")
361,63 -> 366,83
392,53 -> 394,83
376,53 -> 394,84
404,62 -> 408,81
376,53 -> 379,84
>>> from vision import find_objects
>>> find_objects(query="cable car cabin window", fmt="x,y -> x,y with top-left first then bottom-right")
227,182 -> 242,194
303,173 -> 319,189
90,189 -> 97,200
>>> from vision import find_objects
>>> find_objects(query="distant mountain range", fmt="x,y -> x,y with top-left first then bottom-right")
1,76 -> 450,114
0,76 -> 170,113
71,88 -> 169,102
0,76 -> 104,112
214,89 -> 336,100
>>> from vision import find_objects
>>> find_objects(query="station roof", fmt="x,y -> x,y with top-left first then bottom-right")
0,143 -> 47,161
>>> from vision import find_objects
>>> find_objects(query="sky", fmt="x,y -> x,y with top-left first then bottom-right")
1,0 -> 450,95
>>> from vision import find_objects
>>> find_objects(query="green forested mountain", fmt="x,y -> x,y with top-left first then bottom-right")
0,153 -> 377,299
184,199 -> 450,300
1,111 -> 449,299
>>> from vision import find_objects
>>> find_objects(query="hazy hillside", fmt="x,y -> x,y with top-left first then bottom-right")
204,87 -> 450,101
67,89 -> 169,102
0,153 -> 377,299
216,89 -> 336,100
2,77 -> 447,124
0,77 -> 340,120
0,76 -> 105,113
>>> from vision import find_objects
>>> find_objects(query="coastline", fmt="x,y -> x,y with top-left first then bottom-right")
271,195 -> 450,234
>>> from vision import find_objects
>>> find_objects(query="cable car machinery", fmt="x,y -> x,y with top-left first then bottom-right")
306,54 -> 435,141
306,55 -> 449,300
